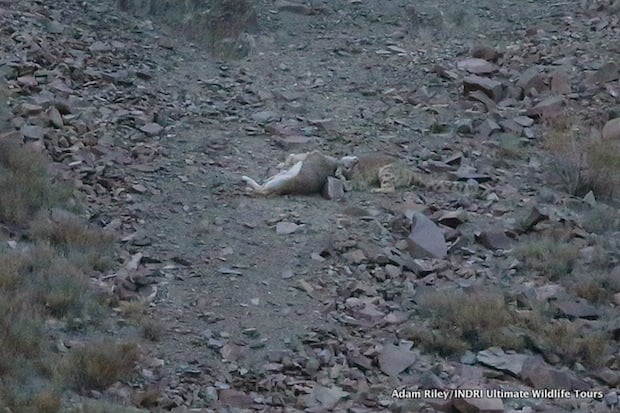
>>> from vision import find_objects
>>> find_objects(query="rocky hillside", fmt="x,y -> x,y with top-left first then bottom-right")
0,0 -> 619,412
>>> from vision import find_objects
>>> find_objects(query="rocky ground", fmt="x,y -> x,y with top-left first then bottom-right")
1,0 -> 620,412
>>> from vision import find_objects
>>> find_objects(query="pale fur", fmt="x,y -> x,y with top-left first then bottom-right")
242,150 -> 358,196
337,154 -> 480,194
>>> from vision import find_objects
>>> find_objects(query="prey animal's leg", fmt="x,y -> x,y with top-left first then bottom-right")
241,176 -> 263,191
244,161 -> 303,195
277,152 -> 310,169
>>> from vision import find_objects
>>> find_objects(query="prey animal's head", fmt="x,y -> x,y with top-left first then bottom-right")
337,155 -> 359,179
339,155 -> 359,170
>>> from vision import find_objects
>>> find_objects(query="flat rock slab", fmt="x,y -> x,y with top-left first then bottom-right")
21,124 -> 46,140
586,61 -> 620,85
407,211 -> 447,258
463,75 -> 504,102
527,96 -> 565,119
378,342 -> 416,376
457,58 -> 498,74
140,122 -> 163,136
554,298 -> 600,320
276,221 -> 302,235
521,356 -> 589,390
476,230 -> 515,250
477,347 -> 528,376
520,206 -> 549,232
517,65 -> 547,94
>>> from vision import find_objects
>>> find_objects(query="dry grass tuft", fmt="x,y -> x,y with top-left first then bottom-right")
543,112 -> 620,199
544,320 -> 607,368
140,319 -> 163,342
410,288 -> 522,355
66,341 -> 139,391
511,301 -> 608,368
514,237 -> 579,280
571,271 -> 620,304
0,291 -> 43,376
585,139 -> 620,199
0,140 -> 71,226
116,300 -> 162,341
30,211 -> 115,271
581,204 -> 620,234
69,399 -> 144,413
32,390 -> 62,413
407,287 -> 609,368
121,0 -> 257,59
0,138 -> 135,410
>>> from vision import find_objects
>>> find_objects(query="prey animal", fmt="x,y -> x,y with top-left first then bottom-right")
241,150 -> 359,196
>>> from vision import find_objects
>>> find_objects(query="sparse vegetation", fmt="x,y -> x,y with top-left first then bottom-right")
65,341 -> 139,391
514,237 -> 579,280
30,211 -> 115,272
32,390 -> 62,413
69,399 -> 145,413
447,7 -> 467,27
543,113 -> 620,199
571,271 -> 620,304
408,288 -> 522,356
141,319 -> 163,342
544,320 -> 607,369
120,0 -> 257,59
497,134 -> 525,159
581,204 -> 620,234
0,142 -> 134,412
405,287 -> 609,368
0,139 -> 70,226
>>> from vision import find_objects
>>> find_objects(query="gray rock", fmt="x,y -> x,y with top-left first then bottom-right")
276,221 -> 301,235
47,106 -> 64,128
585,61 -> 620,85
477,347 -> 528,376
457,58 -> 498,75
378,342 -> 416,376
140,122 -> 163,136
477,118 -> 501,137
476,230 -> 514,250
603,391 -> 618,408
406,211 -> 447,258
519,206 -> 549,232
527,96 -> 565,119
554,298 -> 600,320
455,118 -> 474,134
21,124 -> 46,141
517,66 -> 547,94
550,70 -> 572,94
520,356 -> 589,390
322,176 -> 344,200
602,117 -> 620,140
463,75 -> 504,102
251,110 -> 280,123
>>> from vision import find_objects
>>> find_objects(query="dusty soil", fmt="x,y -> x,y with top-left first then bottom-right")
1,0 -> 619,411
